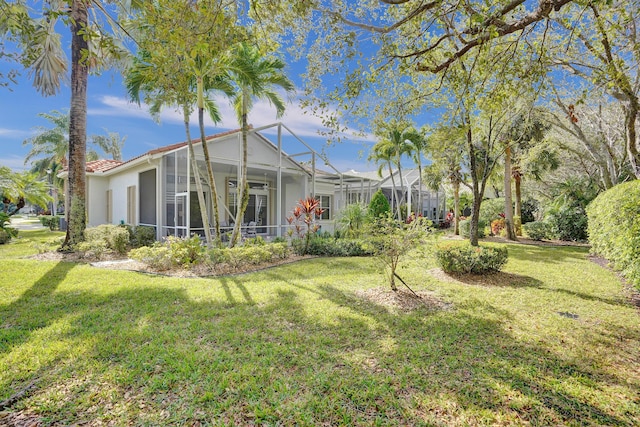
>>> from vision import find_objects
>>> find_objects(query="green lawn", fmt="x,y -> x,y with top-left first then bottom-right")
1,231 -> 638,426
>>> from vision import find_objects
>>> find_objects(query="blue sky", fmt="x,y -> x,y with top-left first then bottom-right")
0,45 -> 378,173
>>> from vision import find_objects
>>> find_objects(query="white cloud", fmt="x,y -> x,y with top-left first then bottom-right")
0,155 -> 30,171
0,128 -> 34,139
89,94 -> 376,143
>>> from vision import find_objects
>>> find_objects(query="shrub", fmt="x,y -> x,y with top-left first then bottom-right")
208,242 -> 290,269
0,212 -> 18,244
129,225 -> 156,248
547,206 -> 588,241
587,181 -> 640,289
129,245 -> 173,270
38,215 -> 60,231
366,215 -> 429,290
435,243 -> 508,274
84,224 -> 130,255
520,199 -> 539,224
368,190 -> 390,219
513,215 -> 522,236
479,198 -> 505,225
523,221 -> 551,240
491,218 -> 506,236
295,237 -> 374,257
165,235 -> 206,267
337,203 -> 369,238
459,219 -> 487,239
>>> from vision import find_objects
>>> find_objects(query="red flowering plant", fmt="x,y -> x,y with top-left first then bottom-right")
286,196 -> 324,254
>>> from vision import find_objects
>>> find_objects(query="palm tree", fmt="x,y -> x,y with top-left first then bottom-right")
227,43 -> 294,247
126,49 -> 217,247
9,1 -> 137,250
1,166 -> 51,215
371,122 -> 420,219
404,127 -> 428,215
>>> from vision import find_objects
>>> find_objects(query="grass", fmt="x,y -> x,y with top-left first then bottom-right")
1,231 -> 639,426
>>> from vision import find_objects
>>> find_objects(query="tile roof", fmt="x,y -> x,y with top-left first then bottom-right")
85,159 -> 124,173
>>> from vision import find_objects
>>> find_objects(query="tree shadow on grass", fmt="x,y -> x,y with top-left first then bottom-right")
0,265 -> 638,426
430,268 -> 543,288
0,262 -> 76,355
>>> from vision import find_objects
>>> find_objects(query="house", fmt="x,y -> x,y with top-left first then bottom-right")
62,123 -> 445,239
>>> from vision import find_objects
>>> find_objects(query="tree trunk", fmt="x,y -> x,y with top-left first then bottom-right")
625,101 -> 640,179
62,0 -> 88,251
514,171 -> 523,236
230,92 -> 250,247
467,125 -> 480,247
453,179 -> 460,236
185,107 -> 212,248
388,163 -> 400,219
503,144 -> 516,240
197,77 -> 221,240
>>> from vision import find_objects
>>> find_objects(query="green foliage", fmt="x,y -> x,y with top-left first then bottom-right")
128,225 -> 156,248
435,242 -> 508,274
490,218 -> 506,237
547,207 -> 588,242
210,242 -> 290,269
523,221 -> 551,241
513,215 -> 522,236
336,203 -> 369,238
287,197 -> 324,255
459,219 -> 487,238
587,181 -> 640,289
294,237 -> 374,257
0,212 -> 18,244
520,199 -> 538,224
80,224 -> 131,257
38,215 -> 60,231
479,198 -> 505,225
368,190 -> 390,219
129,245 -> 173,270
366,215 -> 429,290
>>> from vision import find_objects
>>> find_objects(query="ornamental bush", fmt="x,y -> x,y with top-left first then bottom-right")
523,221 -> 551,241
82,224 -> 130,255
368,190 -> 390,219
38,215 -> 60,231
459,219 -> 487,238
547,206 -> 588,241
587,181 -> 640,289
129,225 -> 156,248
491,218 -> 506,236
435,242 -> 508,274
293,237 -> 373,257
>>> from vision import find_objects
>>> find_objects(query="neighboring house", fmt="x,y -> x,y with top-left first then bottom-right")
60,123 -> 446,239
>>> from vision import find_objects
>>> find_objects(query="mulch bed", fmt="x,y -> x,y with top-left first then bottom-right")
354,287 -> 452,313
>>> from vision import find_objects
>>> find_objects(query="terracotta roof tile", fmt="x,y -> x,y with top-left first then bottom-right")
85,159 -> 124,173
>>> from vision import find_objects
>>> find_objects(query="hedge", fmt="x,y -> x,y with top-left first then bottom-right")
587,181 -> 640,289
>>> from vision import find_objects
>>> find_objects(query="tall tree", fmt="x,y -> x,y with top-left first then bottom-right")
227,42 -> 294,247
424,125 -> 468,236
3,0 -> 137,250
127,0 -> 241,246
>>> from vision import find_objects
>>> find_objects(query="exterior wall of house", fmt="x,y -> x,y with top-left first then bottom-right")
86,176 -> 109,227
107,163 -> 160,227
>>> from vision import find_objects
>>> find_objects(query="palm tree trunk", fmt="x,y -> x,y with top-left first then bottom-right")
503,144 -> 516,240
185,107 -> 212,247
62,0 -> 88,251
197,76 -> 221,240
230,92 -> 250,247
387,163 -> 400,219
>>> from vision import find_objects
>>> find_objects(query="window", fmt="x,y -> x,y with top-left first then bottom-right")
318,195 -> 331,220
